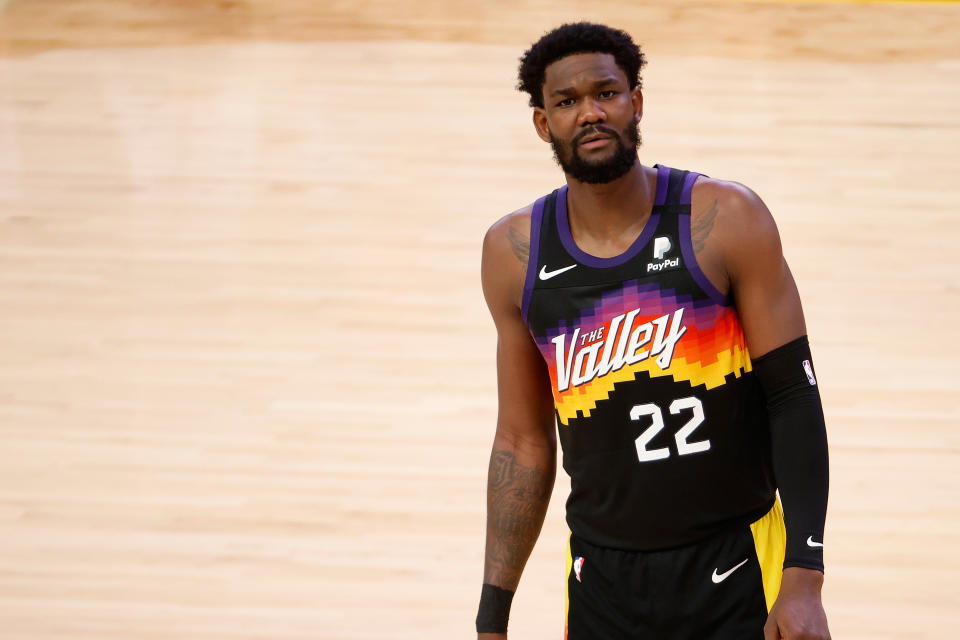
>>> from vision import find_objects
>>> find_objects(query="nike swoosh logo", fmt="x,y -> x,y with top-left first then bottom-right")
539,264 -> 577,280
711,558 -> 749,584
807,536 -> 824,548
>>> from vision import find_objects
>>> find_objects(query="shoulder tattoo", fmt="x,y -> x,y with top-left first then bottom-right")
507,225 -> 530,264
691,199 -> 719,254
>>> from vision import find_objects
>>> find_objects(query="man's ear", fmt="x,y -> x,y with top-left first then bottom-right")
533,108 -> 552,143
632,87 -> 644,122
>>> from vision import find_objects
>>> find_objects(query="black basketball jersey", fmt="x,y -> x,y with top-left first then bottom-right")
521,165 -> 775,550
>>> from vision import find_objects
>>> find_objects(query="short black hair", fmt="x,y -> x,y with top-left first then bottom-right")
517,22 -> 646,108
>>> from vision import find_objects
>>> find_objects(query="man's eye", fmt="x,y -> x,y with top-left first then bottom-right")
556,98 -> 574,107
599,90 -> 617,99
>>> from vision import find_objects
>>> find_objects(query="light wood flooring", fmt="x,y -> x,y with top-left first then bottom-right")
1,1 -> 959,637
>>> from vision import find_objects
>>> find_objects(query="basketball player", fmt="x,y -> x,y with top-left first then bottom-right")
476,23 -> 831,640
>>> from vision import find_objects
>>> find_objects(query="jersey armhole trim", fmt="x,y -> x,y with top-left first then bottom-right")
680,171 -> 699,206
653,163 -> 671,206
520,195 -> 547,324
679,211 -> 732,307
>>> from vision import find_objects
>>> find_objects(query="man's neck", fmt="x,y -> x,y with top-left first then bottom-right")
564,162 -> 656,242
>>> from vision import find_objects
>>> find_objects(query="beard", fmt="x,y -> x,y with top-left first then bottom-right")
550,119 -> 641,184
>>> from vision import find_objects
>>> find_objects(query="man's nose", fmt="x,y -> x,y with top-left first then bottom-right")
577,97 -> 606,126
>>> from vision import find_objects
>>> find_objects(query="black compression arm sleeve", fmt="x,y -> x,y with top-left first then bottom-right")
752,336 -> 829,572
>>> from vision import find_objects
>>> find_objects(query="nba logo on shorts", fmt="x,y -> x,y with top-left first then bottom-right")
573,556 -> 585,582
802,360 -> 817,386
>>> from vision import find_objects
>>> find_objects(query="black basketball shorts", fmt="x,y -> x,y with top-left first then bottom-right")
564,500 -> 786,640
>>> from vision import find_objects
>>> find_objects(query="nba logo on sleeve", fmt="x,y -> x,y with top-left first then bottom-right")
802,360 -> 817,386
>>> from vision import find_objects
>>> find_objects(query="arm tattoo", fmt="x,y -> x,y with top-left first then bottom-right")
691,199 -> 719,254
484,448 -> 554,589
507,225 -> 530,264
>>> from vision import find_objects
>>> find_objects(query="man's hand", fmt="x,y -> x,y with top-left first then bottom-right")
764,567 -> 831,640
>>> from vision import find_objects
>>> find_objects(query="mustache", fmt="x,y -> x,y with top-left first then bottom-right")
573,125 -> 620,146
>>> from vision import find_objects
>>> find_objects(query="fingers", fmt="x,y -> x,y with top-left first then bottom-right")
763,615 -> 781,640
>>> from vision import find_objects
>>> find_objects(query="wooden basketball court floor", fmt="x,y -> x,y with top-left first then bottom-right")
1,1 -> 958,637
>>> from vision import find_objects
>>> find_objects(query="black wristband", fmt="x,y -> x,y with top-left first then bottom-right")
476,583 -> 514,634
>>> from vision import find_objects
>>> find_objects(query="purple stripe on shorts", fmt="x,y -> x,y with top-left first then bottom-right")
557,184 -> 661,269
679,212 -> 731,307
680,171 -> 700,205
520,195 -> 546,324
654,164 -> 671,206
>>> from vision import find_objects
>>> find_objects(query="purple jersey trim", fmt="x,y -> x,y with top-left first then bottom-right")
557,184 -> 661,269
680,171 -> 700,205
654,163 -> 670,206
520,195 -> 546,324
679,212 -> 731,307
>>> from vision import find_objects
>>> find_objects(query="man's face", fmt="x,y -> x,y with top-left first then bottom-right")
534,52 -> 642,184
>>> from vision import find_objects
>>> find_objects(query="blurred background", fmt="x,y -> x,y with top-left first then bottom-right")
1,1 -> 958,637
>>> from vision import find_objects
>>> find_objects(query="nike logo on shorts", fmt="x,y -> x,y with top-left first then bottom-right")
711,558 -> 749,584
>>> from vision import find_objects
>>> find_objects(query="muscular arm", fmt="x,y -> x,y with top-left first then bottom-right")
690,182 -> 806,353
692,180 -> 830,640
477,211 -> 557,636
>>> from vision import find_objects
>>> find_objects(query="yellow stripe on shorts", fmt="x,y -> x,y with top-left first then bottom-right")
565,532 -> 573,638
749,498 -> 787,612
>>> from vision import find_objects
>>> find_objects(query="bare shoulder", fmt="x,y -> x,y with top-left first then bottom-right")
690,176 -> 786,293
690,176 -> 780,254
482,203 -> 536,314
484,203 -> 535,264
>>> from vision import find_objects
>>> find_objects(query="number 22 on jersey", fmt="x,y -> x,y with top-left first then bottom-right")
630,396 -> 710,463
